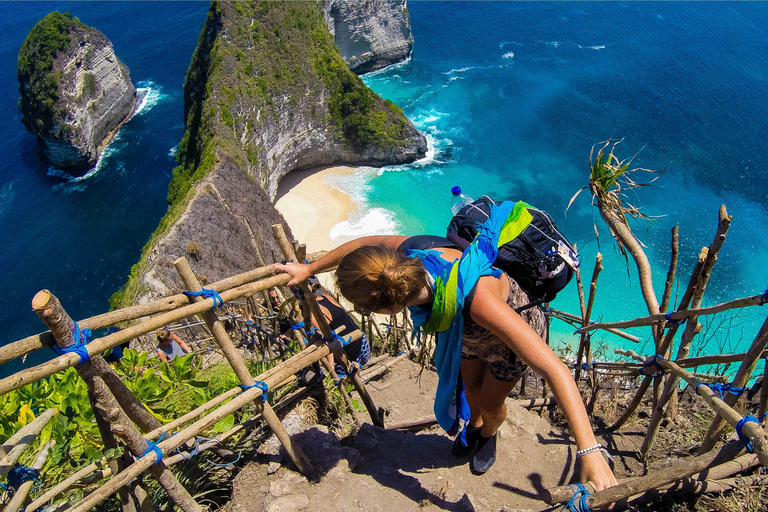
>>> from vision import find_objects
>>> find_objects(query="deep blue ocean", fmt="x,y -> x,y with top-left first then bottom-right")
1,2 -> 766,379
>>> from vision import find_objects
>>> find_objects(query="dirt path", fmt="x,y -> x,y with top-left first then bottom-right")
222,358 -> 607,512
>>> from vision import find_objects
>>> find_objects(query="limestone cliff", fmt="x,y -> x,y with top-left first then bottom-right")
18,12 -> 136,173
323,0 -> 413,74
113,0 -> 425,307
173,0 -> 426,202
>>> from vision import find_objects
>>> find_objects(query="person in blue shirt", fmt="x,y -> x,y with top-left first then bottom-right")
156,329 -> 192,362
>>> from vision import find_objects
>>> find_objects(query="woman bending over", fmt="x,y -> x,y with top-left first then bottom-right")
276,230 -> 616,492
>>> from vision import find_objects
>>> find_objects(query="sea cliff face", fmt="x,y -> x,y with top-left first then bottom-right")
115,0 -> 423,306
323,0 -> 413,74
18,12 -> 135,173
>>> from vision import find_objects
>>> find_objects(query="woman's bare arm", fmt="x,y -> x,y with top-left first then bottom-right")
468,276 -> 617,492
171,333 -> 192,353
275,235 -> 408,286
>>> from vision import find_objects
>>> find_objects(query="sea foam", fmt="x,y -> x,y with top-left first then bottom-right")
329,207 -> 400,245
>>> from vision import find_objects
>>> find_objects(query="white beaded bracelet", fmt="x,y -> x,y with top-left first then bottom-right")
575,444 -> 604,457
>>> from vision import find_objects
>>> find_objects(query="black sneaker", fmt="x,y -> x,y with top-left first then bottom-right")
452,425 -> 481,458
470,433 -> 497,474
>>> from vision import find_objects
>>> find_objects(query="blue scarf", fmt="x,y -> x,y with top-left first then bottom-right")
407,200 -> 516,441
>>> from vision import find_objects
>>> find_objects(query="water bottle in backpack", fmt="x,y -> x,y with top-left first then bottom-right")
450,186 -> 474,215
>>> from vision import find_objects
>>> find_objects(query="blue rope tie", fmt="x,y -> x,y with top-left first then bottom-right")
290,321 -> 305,330
52,322 -> 92,364
695,382 -> 746,400
574,362 -> 594,371
323,332 -> 352,347
207,451 -> 242,467
239,380 -> 269,402
561,483 -> 591,512
735,414 -> 760,453
1,463 -> 40,492
664,312 -> 684,326
541,306 -> 552,313
575,321 -> 595,334
642,355 -> 666,377
333,364 -> 357,386
142,432 -> 166,463
183,288 -> 223,308
305,326 -> 317,335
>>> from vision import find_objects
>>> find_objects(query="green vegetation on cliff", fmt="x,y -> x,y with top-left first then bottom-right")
112,0 -> 418,310
168,0 -> 410,205
17,12 -> 84,134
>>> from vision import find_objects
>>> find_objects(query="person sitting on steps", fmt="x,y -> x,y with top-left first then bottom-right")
155,329 -> 192,362
275,233 -> 617,492
307,282 -> 370,377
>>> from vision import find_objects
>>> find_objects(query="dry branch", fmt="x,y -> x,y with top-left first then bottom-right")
617,350 -> 768,467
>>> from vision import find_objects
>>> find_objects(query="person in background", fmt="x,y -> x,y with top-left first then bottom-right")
156,329 -> 192,362
307,283 -> 370,376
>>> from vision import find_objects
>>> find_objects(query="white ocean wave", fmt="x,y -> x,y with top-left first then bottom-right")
502,51 -> 515,59
577,44 -> 605,50
322,168 -> 374,205
330,207 -> 400,244
133,81 -> 164,117
412,109 -> 448,128
362,55 -> 412,77
168,145 -> 178,159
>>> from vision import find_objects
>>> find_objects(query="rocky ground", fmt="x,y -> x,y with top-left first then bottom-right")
220,358 -> 648,512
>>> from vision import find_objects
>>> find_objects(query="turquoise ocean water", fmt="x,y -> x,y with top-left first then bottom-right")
331,2 -> 768,370
0,2 -> 765,379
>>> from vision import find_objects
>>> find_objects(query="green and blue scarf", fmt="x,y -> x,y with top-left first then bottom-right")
407,200 -> 525,440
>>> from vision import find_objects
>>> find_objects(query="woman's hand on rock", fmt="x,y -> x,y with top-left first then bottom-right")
274,261 -> 310,287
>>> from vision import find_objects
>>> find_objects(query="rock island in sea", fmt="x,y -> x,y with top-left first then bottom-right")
111,0 -> 425,307
17,12 -> 136,174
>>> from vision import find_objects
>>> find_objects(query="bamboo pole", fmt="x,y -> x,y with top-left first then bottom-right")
25,368 -> 311,512
617,350 -> 768,466
67,336 -> 343,512
659,226 -> 680,316
0,407 -> 58,478
546,309 -> 641,343
174,257 -> 313,476
31,290 -> 161,434
584,254 -> 603,410
0,251 -> 328,366
698,316 -> 768,453
573,248 -> 588,382
577,293 -> 764,335
271,224 -> 383,428
2,440 -> 55,512
92,376 -> 202,512
547,438 -> 745,508
0,273 -> 293,396
545,453 -> 762,506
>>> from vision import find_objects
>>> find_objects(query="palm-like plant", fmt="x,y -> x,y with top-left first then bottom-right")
569,139 -> 663,317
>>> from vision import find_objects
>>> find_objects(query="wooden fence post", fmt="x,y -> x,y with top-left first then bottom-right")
174,257 -> 313,476
271,224 -> 384,428
91,376 -> 202,512
697,316 -> 768,453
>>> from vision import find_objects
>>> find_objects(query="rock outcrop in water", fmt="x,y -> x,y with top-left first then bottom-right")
18,12 -> 135,173
113,0 -> 423,305
323,0 -> 414,74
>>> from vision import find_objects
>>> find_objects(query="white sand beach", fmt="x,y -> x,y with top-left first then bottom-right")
274,165 -> 359,256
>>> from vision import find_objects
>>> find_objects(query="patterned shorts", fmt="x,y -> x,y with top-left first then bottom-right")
461,274 -> 546,382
